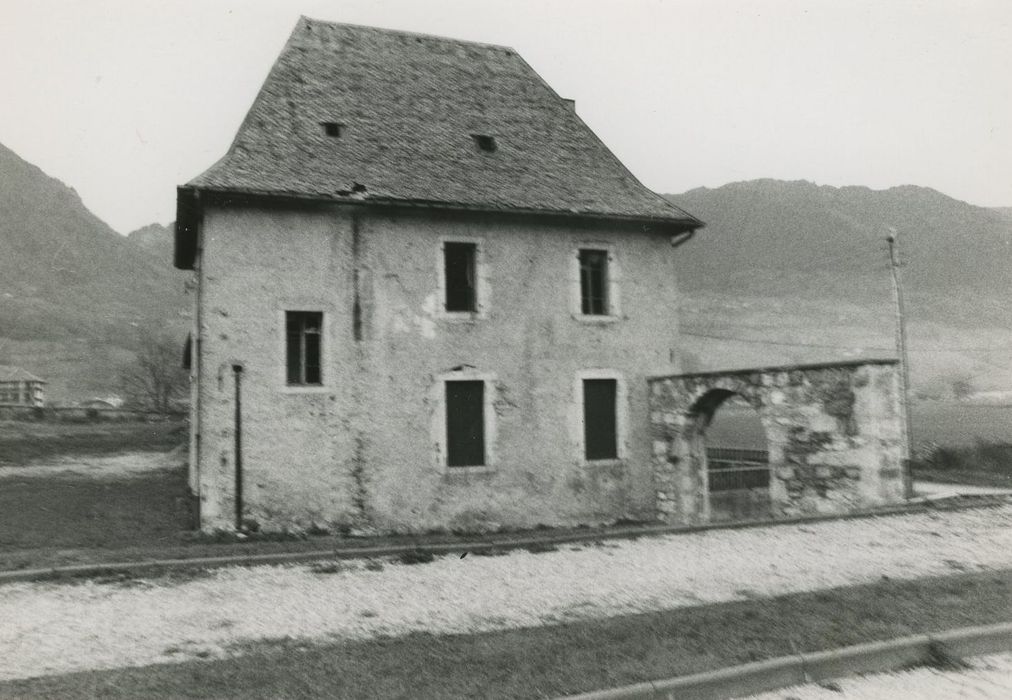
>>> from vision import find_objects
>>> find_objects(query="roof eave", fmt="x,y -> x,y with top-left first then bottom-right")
179,184 -> 703,234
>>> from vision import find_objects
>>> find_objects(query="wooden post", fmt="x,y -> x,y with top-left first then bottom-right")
887,228 -> 914,496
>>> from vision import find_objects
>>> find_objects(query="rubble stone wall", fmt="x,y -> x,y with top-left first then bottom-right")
648,360 -> 906,523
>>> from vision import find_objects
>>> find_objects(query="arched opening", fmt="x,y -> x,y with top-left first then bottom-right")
688,389 -> 771,522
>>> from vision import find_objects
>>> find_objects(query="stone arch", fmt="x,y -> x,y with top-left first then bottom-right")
687,387 -> 773,522
648,360 -> 906,525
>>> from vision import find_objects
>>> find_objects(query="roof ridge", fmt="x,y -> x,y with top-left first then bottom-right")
563,104 -> 703,224
297,15 -> 517,53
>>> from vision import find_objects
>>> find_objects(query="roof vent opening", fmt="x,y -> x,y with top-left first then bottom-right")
322,122 -> 345,138
472,134 -> 497,153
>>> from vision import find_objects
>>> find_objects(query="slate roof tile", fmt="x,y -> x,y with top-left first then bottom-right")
186,18 -> 700,226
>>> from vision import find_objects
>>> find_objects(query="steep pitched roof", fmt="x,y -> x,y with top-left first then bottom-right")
184,17 -> 699,227
0,365 -> 45,383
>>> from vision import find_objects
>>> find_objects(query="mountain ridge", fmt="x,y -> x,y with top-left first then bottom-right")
665,179 -> 1012,317
0,142 -> 188,400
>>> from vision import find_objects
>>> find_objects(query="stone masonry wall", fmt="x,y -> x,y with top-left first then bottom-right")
648,360 -> 906,524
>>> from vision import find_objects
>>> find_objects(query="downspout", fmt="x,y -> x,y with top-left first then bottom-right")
670,229 -> 696,249
191,189 -> 205,529
232,364 -> 244,530
349,214 -> 368,521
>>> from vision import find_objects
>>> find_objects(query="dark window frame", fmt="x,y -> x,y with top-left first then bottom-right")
443,241 -> 479,313
445,379 -> 486,467
286,311 -> 323,386
583,378 -> 618,461
579,249 -> 610,316
472,134 -> 497,152
321,122 -> 344,137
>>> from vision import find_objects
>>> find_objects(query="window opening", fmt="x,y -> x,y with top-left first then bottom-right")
446,380 -> 485,466
579,249 -> 609,315
583,378 -> 617,460
444,242 -> 478,312
286,311 -> 323,385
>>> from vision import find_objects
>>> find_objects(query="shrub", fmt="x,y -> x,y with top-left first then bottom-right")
523,542 -> 558,554
915,440 -> 1012,476
310,561 -> 344,575
398,548 -> 435,565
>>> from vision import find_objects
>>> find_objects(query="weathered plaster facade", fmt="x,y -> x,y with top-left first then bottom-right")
191,203 -> 683,533
648,360 -> 906,524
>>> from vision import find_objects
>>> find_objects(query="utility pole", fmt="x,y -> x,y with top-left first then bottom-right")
887,227 -> 914,496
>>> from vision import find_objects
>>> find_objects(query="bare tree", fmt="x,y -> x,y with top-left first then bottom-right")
951,375 -> 975,401
120,330 -> 188,413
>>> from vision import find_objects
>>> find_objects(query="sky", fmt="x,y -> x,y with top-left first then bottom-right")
1,0 -> 1009,234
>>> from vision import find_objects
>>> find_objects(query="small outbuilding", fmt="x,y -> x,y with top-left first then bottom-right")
0,366 -> 45,407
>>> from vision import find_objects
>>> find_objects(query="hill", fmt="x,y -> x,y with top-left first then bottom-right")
667,180 -> 1011,321
0,143 -> 188,401
126,222 -> 175,263
666,181 -> 1012,391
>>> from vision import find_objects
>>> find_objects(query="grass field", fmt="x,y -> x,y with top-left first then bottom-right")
0,467 -> 192,554
0,420 -> 195,569
0,420 -> 186,465
0,569 -> 1007,699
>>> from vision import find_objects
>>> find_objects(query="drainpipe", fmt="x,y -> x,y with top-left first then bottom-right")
887,228 -> 914,498
670,229 -> 696,249
232,364 -> 244,530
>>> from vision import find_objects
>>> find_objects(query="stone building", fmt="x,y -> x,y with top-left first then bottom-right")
175,18 -> 703,532
0,366 -> 45,407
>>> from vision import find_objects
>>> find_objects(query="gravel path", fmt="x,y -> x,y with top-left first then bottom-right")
2,505 -> 1011,682
743,652 -> 1012,699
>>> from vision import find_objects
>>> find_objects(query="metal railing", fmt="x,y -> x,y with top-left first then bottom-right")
706,447 -> 770,492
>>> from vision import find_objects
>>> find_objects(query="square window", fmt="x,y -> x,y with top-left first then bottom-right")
583,378 -> 617,460
444,242 -> 478,312
286,311 -> 323,385
579,249 -> 609,315
446,380 -> 485,466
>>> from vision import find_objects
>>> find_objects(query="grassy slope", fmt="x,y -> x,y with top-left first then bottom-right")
0,569 -> 1007,699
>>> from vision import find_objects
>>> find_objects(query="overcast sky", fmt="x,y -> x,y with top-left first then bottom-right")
1,0 -> 1009,234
